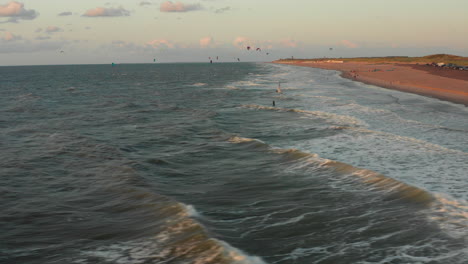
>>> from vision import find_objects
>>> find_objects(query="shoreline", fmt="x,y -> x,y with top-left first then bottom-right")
273,61 -> 468,106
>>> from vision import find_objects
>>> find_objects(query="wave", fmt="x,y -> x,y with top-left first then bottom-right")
319,160 -> 434,205
241,104 -> 366,127
228,135 -> 432,202
430,194 -> 468,239
191,83 -> 207,87
75,202 -> 266,264
333,102 -> 468,134
329,125 -> 468,155
232,81 -> 263,87
228,134 -> 468,243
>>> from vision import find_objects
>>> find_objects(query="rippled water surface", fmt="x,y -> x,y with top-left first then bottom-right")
1,63 -> 467,263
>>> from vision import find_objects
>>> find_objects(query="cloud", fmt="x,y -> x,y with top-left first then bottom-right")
214,7 -> 230,14
0,1 -> 38,23
145,39 -> 176,49
83,7 -> 130,17
0,39 -> 65,53
35,35 -> 51,40
233,36 -> 253,49
140,1 -> 152,6
340,40 -> 358,48
58,11 -> 72,16
160,1 -> 202,12
2,31 -> 21,41
112,40 -> 126,47
280,38 -> 298,48
199,36 -> 214,48
45,26 -> 62,33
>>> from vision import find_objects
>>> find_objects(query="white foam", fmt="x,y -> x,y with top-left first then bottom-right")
192,83 -> 207,87
241,104 -> 366,127
233,81 -> 263,87
428,194 -> 468,239
182,203 -> 201,218
228,136 -> 264,144
217,240 -> 267,264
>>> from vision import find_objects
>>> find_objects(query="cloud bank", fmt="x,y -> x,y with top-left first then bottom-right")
160,1 -> 202,12
45,26 -> 62,33
280,39 -> 298,48
199,36 -> 214,48
146,39 -> 175,49
233,37 -> 253,49
58,12 -> 72,16
214,7 -> 230,14
0,1 -> 38,23
340,40 -> 358,48
2,31 -> 21,41
0,38 -> 65,53
83,7 -> 130,17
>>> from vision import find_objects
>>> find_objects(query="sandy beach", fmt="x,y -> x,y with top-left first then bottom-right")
274,61 -> 468,106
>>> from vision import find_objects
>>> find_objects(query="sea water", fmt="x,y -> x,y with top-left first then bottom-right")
1,63 -> 466,263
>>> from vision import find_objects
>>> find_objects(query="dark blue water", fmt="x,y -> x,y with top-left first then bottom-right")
1,63 -> 467,263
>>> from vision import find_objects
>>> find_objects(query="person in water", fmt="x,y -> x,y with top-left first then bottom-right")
276,82 -> 282,93
272,100 -> 275,106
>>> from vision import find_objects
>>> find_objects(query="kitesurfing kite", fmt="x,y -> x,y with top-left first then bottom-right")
256,48 -> 261,51
247,46 -> 251,50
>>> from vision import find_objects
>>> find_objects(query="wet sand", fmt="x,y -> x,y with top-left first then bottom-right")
274,61 -> 468,106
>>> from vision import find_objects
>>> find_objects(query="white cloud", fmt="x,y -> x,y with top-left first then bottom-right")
145,39 -> 175,49
2,31 -> 21,41
339,40 -> 358,49
160,1 -> 202,13
280,38 -> 298,48
83,7 -> 130,17
199,36 -> 214,48
0,40 -> 64,53
214,7 -> 230,14
0,1 -> 38,23
233,36 -> 253,49
45,26 -> 62,33
36,35 -> 51,40
58,12 -> 72,16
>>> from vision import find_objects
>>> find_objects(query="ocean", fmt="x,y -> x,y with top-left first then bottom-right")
1,62 -> 467,264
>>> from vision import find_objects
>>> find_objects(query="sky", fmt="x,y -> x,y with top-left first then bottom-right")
1,0 -> 467,65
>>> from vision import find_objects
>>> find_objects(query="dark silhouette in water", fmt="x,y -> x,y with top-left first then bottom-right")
272,100 -> 275,106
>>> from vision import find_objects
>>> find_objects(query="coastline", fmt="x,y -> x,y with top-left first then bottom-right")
273,61 -> 468,106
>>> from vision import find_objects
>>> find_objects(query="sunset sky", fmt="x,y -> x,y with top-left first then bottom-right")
1,0 -> 467,65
